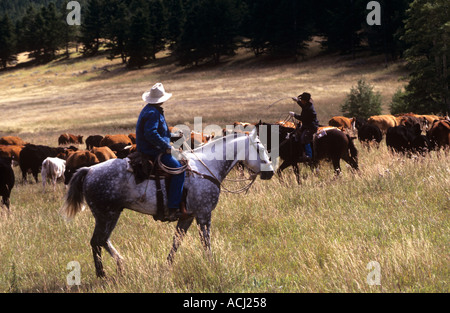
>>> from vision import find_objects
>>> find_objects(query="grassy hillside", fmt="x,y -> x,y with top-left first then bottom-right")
1,43 -> 407,142
0,47 -> 448,293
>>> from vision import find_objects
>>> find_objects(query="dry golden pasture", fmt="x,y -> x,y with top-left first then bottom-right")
0,46 -> 448,293
1,44 -> 406,141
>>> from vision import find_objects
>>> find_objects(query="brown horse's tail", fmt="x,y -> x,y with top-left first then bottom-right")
60,167 -> 89,220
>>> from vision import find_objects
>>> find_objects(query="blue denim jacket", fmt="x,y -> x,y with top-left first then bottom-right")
136,104 -> 171,157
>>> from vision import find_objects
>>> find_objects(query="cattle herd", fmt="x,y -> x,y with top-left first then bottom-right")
0,133 -> 136,210
329,113 -> 450,153
0,113 -> 449,212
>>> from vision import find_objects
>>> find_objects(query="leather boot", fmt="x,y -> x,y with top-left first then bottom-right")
177,200 -> 192,219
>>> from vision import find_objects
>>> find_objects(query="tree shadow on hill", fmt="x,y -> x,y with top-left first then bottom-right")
330,52 -> 408,78
175,53 -> 306,76
0,57 -> 42,74
85,54 -> 178,82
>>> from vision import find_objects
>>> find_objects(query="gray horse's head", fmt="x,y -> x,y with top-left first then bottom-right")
244,128 -> 274,180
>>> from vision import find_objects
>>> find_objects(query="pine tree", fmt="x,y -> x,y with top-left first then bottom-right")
60,2 -> 79,56
166,0 -> 185,50
243,0 -> 313,58
364,0 -> 411,62
400,0 -> 450,114
14,3 -> 68,62
0,14 -> 17,68
103,0 -> 130,63
175,0 -> 243,66
18,6 -> 45,60
40,3 -> 65,61
79,0 -> 105,56
127,8 -> 151,68
242,0 -> 271,55
147,0 -> 167,60
314,0 -> 366,56
341,79 -> 382,119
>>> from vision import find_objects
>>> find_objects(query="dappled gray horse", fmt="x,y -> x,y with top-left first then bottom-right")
60,129 -> 274,278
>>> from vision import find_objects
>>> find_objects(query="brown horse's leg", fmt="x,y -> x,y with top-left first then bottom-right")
331,157 -> 342,175
167,216 -> 194,264
276,160 -> 291,177
342,154 -> 359,171
90,209 -> 123,278
2,196 -> 10,212
292,163 -> 301,184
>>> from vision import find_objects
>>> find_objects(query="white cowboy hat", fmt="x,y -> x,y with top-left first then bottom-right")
142,83 -> 172,104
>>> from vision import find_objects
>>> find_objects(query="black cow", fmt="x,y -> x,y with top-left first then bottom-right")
386,124 -> 431,154
0,157 -> 15,212
19,144 -> 66,183
85,135 -> 104,150
355,118 -> 382,148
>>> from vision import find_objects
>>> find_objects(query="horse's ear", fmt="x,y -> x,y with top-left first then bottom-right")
249,127 -> 257,138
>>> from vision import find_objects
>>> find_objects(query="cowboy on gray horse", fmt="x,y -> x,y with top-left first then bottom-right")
135,83 -> 185,221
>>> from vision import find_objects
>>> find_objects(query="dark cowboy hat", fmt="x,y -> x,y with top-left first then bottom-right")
298,92 -> 311,101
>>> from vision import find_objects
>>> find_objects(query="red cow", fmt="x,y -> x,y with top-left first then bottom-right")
100,134 -> 133,147
59,133 -> 83,145
0,136 -> 27,146
328,116 -> 355,131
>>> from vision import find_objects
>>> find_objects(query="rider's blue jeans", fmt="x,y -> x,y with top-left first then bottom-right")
160,153 -> 185,209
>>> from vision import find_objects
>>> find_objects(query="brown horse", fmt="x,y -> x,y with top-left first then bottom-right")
256,122 -> 358,183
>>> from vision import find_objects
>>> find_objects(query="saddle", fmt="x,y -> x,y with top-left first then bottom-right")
127,151 -> 189,222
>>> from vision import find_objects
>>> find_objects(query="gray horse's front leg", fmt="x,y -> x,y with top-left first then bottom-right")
167,216 -> 194,264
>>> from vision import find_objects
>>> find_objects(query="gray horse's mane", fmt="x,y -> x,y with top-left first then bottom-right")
189,132 -> 255,154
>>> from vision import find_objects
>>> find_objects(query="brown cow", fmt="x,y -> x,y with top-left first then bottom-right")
427,119 -> 450,149
91,146 -> 117,162
232,122 -> 256,136
189,131 -> 211,149
100,134 -> 133,147
395,113 -> 427,132
0,145 -> 24,166
64,150 -> 100,184
0,136 -> 27,146
328,116 -> 355,131
58,133 -> 83,145
367,115 -> 398,134
418,114 -> 446,127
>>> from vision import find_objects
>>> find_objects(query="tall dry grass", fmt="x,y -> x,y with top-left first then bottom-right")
0,142 -> 448,293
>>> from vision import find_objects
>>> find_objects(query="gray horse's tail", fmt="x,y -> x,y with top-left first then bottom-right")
60,167 -> 89,220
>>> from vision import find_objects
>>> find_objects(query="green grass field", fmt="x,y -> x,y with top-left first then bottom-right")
0,47 -> 448,293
